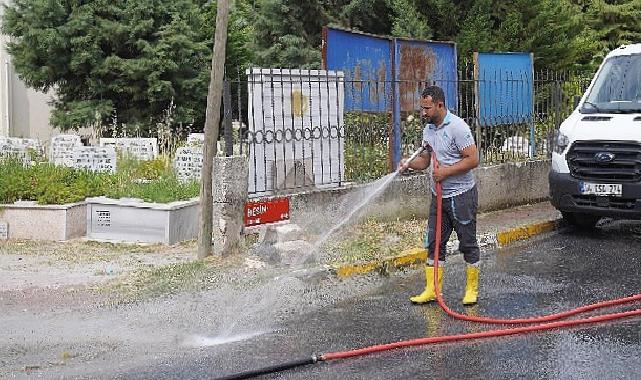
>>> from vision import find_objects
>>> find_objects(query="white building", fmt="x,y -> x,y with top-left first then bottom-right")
0,0 -> 55,141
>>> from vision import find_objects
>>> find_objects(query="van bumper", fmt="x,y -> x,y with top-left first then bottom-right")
549,171 -> 641,219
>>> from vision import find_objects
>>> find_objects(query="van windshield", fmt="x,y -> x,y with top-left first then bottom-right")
582,53 -> 641,114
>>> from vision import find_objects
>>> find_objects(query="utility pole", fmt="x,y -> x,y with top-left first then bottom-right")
198,0 -> 230,259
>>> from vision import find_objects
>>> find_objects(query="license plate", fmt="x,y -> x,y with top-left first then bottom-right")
579,182 -> 622,196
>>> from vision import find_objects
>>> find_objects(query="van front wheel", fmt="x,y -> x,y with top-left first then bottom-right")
562,212 -> 600,229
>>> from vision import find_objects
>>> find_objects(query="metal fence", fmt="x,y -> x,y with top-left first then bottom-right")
220,68 -> 593,196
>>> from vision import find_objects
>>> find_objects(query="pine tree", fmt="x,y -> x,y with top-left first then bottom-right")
389,0 -> 432,39
335,0 -> 394,36
525,0 -> 599,70
456,0 -> 596,70
202,0 -> 255,79
1,0 -> 254,133
584,0 -> 641,64
253,0 -> 328,68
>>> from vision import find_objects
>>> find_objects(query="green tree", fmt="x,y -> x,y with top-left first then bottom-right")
582,0 -> 641,65
525,0 -> 599,70
457,0 -> 500,58
253,0 -> 328,68
334,0 -> 395,36
202,0 -> 255,79
389,0 -> 432,39
2,0 -> 254,134
457,0 -> 596,70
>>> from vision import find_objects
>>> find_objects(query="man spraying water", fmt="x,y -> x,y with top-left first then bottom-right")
399,85 -> 481,305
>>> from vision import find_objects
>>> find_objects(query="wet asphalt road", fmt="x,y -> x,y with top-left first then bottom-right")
120,221 -> 641,379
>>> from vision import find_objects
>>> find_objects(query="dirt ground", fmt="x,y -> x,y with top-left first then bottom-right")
0,238 -> 271,379
1,240 -> 193,291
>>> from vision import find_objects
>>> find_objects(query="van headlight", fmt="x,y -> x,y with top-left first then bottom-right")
554,131 -> 569,154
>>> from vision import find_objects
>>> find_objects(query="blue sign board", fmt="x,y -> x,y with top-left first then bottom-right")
394,38 -> 458,113
324,27 -> 458,167
475,52 -> 534,126
324,28 -> 392,112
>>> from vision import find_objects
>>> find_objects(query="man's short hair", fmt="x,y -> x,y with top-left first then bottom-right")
421,85 -> 446,107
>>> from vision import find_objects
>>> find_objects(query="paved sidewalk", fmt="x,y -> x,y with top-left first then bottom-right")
333,201 -> 562,278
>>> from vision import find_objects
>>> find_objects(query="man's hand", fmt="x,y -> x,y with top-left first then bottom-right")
398,158 -> 410,173
399,149 -> 431,173
432,144 -> 479,182
432,163 -> 450,182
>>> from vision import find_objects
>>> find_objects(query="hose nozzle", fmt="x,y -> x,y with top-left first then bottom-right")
398,146 -> 426,173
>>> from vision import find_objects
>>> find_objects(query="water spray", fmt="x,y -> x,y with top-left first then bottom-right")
215,151 -> 641,380
312,146 -> 426,252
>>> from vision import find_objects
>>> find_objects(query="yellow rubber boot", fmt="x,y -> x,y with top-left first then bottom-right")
410,266 -> 443,304
462,266 -> 479,305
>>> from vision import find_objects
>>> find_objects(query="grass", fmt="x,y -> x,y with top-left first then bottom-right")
0,155 -> 199,205
0,215 -> 430,304
0,231 -> 265,305
322,217 -> 426,264
100,218 -> 431,304
101,254 -> 249,304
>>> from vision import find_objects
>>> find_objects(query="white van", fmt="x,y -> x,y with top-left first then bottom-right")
550,44 -> 641,228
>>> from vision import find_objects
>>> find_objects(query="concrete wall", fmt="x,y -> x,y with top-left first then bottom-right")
168,201 -> 200,245
280,160 -> 551,228
86,197 -> 199,244
0,202 -> 86,240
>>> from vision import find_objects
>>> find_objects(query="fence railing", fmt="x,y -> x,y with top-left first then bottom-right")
220,68 -> 593,196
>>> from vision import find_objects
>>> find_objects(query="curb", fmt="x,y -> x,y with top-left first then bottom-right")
332,218 -> 562,279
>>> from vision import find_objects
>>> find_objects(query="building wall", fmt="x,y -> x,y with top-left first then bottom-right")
0,1 -> 55,142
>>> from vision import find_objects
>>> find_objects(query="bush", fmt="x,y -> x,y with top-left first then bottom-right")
116,154 -> 170,181
343,112 -> 391,181
0,159 -> 112,204
0,157 -> 199,205
105,175 -> 199,204
344,143 -> 388,182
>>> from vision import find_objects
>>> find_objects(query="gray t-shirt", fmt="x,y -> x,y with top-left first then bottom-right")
422,111 -> 476,198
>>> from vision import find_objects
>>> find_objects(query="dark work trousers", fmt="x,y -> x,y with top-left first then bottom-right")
424,185 -> 480,265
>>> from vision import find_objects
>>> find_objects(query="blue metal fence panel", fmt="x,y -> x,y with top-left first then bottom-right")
392,39 -> 457,167
394,39 -> 458,113
324,28 -> 392,112
475,52 -> 534,126
323,27 -> 459,168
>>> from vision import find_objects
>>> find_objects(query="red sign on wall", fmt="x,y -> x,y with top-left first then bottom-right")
244,197 -> 290,227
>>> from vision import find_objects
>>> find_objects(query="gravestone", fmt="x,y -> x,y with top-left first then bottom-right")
100,138 -> 158,160
0,222 -> 8,240
174,146 -> 203,182
50,135 -> 83,167
71,146 -> 117,173
0,137 -> 44,163
186,133 -> 205,146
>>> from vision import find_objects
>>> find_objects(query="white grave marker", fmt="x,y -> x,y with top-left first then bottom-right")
50,135 -> 83,167
0,137 -> 44,163
100,138 -> 158,160
71,146 -> 117,173
186,133 -> 205,146
174,146 -> 203,182
0,222 -> 8,240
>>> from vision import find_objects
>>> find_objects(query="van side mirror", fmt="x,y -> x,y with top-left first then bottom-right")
573,95 -> 581,109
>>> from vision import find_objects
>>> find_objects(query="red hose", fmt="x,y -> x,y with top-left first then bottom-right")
321,153 -> 641,362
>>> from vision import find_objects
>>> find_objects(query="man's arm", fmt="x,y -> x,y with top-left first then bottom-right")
433,144 -> 479,182
400,145 -> 432,171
